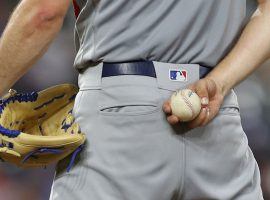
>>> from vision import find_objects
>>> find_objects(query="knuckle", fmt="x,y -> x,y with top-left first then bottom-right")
200,122 -> 208,127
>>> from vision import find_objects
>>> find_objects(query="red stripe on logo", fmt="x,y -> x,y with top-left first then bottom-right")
72,0 -> 81,18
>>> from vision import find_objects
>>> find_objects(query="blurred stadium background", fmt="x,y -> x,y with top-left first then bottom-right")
1,0 -> 270,199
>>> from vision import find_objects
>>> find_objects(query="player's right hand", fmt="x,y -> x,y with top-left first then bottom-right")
162,77 -> 225,129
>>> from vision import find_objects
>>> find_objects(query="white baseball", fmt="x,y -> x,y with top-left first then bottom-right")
170,89 -> 201,122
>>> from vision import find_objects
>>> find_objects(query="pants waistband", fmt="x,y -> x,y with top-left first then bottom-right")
78,61 -> 239,112
78,61 -> 212,91
102,61 -> 211,79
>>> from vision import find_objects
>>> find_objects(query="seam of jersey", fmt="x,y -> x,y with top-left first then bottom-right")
78,3 -> 91,64
90,0 -> 100,62
74,1 -> 86,42
74,2 -> 88,65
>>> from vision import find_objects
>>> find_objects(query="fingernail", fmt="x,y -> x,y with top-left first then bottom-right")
201,97 -> 209,105
206,108 -> 210,116
202,108 -> 206,113
163,106 -> 170,113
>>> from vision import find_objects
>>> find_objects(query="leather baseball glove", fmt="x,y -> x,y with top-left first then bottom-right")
0,84 -> 85,172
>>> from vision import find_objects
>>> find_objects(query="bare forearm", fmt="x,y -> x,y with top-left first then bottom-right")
0,0 -> 70,95
207,1 -> 270,96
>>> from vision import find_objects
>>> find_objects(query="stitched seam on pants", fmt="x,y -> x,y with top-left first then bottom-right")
73,91 -> 84,118
179,135 -> 186,198
49,171 -> 57,200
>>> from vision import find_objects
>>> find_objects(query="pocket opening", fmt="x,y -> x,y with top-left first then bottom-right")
219,105 -> 240,116
99,102 -> 160,116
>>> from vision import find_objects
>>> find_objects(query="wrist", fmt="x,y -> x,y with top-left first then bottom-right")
205,74 -> 230,97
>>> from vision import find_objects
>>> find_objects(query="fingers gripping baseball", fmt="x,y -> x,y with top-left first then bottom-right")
188,78 -> 218,128
163,101 -> 179,124
163,89 -> 201,124
163,78 -> 224,129
189,79 -> 209,107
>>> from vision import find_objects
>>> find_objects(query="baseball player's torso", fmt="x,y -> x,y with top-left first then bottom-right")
73,0 -> 253,70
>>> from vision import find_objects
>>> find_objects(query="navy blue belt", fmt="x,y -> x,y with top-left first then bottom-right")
102,61 -> 211,78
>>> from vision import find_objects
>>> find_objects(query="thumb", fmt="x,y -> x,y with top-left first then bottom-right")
194,80 -> 209,107
205,78 -> 217,99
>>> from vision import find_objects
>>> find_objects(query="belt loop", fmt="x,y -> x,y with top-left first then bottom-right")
153,62 -> 200,91
78,63 -> 103,90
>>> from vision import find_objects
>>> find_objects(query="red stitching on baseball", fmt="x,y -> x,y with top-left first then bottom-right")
181,90 -> 195,118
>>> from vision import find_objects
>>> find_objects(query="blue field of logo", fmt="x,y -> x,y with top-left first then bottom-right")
169,70 -> 188,82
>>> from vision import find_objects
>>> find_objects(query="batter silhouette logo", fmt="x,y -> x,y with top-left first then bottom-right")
169,69 -> 188,82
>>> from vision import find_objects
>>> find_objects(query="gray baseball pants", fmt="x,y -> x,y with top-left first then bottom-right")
50,62 -> 263,200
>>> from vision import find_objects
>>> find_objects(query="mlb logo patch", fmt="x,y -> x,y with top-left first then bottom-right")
169,69 -> 188,82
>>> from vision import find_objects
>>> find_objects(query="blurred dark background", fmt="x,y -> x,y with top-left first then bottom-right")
1,0 -> 270,199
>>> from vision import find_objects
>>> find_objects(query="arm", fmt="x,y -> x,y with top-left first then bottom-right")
209,0 -> 270,96
163,0 -> 270,127
0,0 -> 71,95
